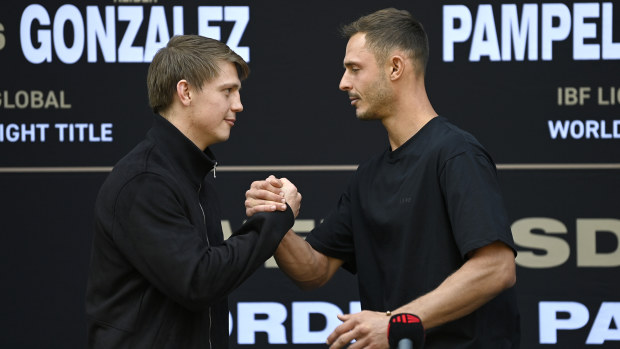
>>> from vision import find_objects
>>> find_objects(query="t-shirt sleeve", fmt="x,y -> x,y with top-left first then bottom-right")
305,175 -> 357,273
440,149 -> 516,259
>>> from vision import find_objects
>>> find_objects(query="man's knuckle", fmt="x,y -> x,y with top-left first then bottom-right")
358,324 -> 370,334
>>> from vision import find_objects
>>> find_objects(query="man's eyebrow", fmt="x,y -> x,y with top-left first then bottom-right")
343,61 -> 359,68
218,82 -> 241,89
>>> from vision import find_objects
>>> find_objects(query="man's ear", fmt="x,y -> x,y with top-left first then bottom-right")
389,55 -> 405,81
176,80 -> 191,106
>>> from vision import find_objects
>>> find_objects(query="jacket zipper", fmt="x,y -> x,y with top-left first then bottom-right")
197,184 -> 213,349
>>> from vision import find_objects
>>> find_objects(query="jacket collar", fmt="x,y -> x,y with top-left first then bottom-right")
147,114 -> 217,190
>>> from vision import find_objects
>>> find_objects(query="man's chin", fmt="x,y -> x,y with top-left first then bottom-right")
355,111 -> 377,121
213,133 -> 231,145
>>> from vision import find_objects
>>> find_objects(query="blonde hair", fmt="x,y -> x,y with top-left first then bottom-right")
147,35 -> 249,114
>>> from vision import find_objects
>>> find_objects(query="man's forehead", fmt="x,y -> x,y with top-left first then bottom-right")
199,61 -> 240,89
343,34 -> 373,65
346,33 -> 368,52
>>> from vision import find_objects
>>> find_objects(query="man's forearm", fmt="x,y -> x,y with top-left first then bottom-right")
274,230 -> 335,290
393,241 -> 516,329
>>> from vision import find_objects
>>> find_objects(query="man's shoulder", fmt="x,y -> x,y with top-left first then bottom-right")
100,139 -> 175,194
428,117 -> 488,159
110,140 -> 154,175
430,117 -> 475,143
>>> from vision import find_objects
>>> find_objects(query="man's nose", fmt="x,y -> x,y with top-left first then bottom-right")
339,72 -> 352,91
231,93 -> 243,112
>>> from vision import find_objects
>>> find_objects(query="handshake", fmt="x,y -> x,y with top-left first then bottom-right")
245,175 -> 302,218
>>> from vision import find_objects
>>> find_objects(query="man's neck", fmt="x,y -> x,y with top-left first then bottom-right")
380,77 -> 437,150
383,98 -> 437,151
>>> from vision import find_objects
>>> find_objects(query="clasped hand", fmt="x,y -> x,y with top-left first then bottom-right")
245,175 -> 301,218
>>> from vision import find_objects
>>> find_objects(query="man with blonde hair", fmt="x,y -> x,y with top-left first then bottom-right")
86,35 -> 301,348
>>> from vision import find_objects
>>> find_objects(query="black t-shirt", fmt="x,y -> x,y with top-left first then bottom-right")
306,116 -> 520,348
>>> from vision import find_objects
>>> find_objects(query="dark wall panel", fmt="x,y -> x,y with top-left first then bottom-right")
1,1 -> 618,348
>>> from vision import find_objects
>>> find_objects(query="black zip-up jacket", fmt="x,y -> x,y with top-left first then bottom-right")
86,115 -> 294,348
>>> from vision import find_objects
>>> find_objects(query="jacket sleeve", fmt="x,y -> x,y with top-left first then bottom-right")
111,173 -> 294,311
